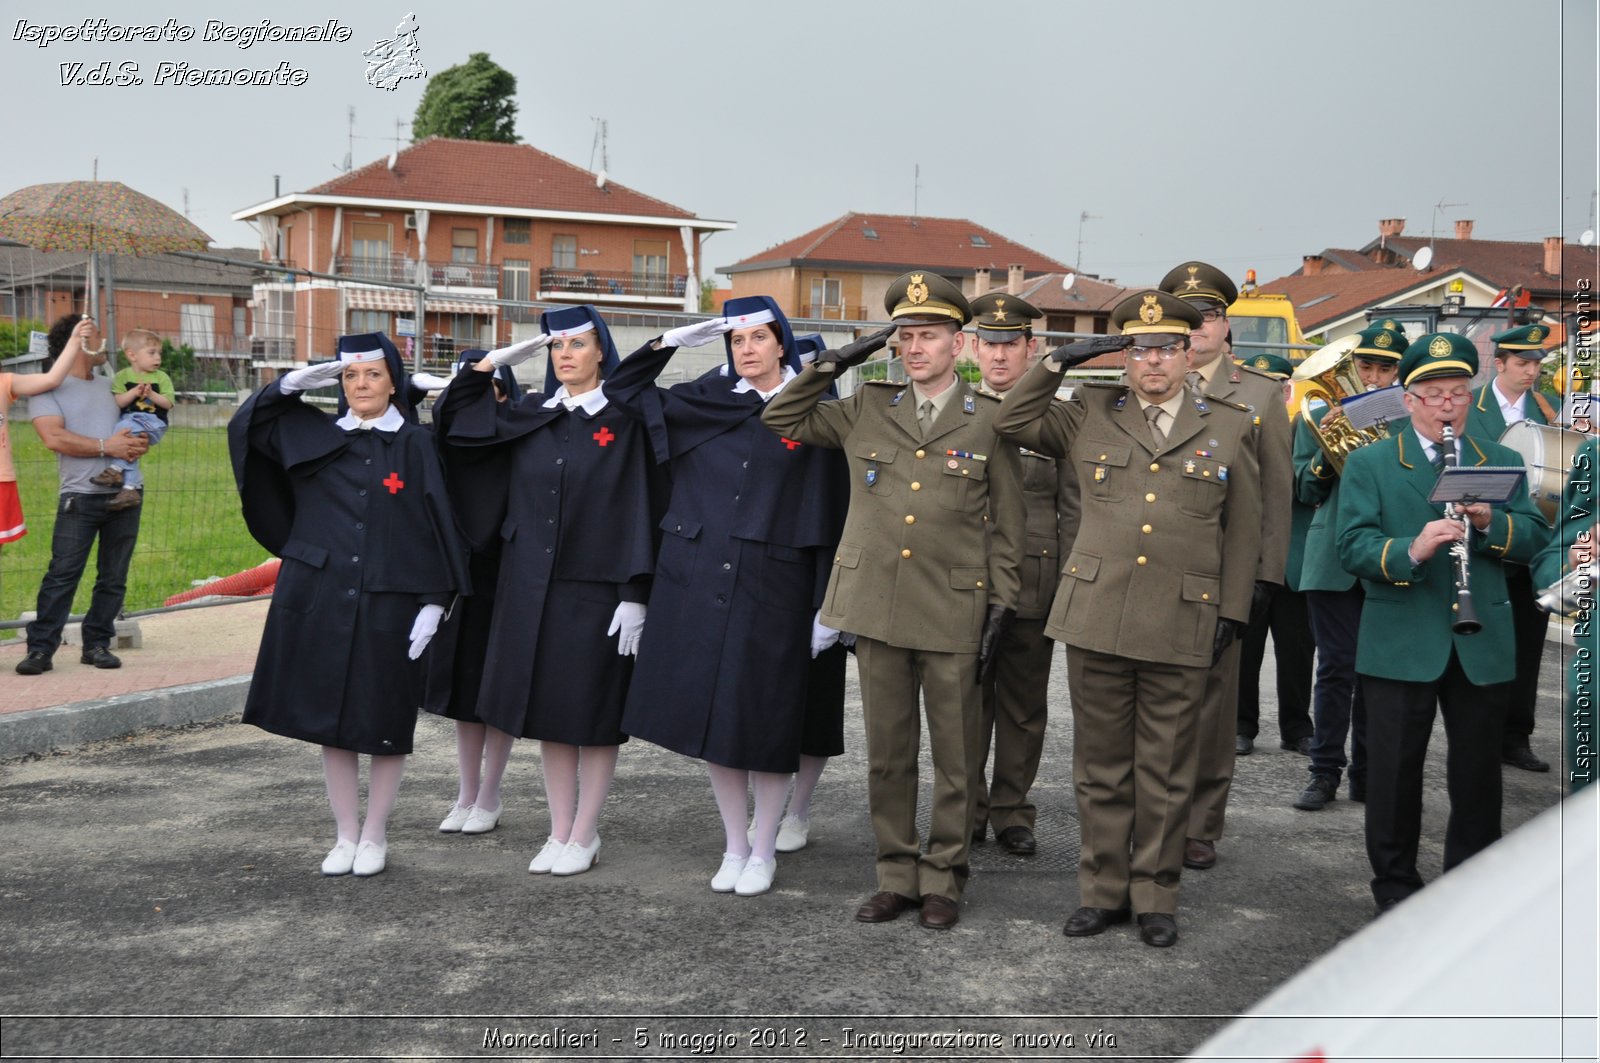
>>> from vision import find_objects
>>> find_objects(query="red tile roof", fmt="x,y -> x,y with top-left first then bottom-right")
1350,235 -> 1595,295
303,137 -> 702,220
1255,268 -> 1492,332
1010,271 -> 1133,314
723,212 -> 1069,274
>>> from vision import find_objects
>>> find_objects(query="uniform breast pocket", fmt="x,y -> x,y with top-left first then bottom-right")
1053,550 -> 1099,636
823,542 -> 862,619
1179,458 -> 1229,517
1180,571 -> 1222,658
938,454 -> 987,511
1079,442 -> 1130,503
656,513 -> 702,587
274,539 -> 328,615
849,442 -> 897,496
1020,534 -> 1057,613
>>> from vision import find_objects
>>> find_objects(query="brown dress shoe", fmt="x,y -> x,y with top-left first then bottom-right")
855,891 -> 918,923
917,894 -> 959,930
1182,838 -> 1216,870
996,825 -> 1037,855
1062,906 -> 1131,937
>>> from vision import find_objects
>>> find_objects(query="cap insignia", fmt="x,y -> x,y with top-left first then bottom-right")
1529,327 -> 1543,342
1183,265 -> 1201,291
1428,336 -> 1452,359
1139,293 -> 1162,324
1380,319 -> 1400,330
1375,331 -> 1393,348
907,274 -> 929,306
1253,356 -> 1270,368
992,298 -> 1008,322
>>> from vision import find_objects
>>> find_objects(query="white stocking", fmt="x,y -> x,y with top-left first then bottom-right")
321,747 -> 360,844
453,722 -> 485,807
541,741 -> 579,843
476,726 -> 516,811
358,754 -> 407,848
570,745 -> 618,846
787,754 -> 829,820
749,770 -> 789,862
706,762 -> 752,858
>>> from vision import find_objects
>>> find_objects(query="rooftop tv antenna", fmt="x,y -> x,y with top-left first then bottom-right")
589,118 -> 609,173
1430,196 -> 1466,248
1076,211 -> 1101,270
913,164 -> 921,217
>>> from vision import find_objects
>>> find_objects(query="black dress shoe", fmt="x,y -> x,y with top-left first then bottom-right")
996,825 -> 1037,855
1349,777 -> 1367,803
1502,745 -> 1550,773
971,822 -> 986,843
1062,906 -> 1131,937
1293,774 -> 1338,811
80,646 -> 122,669
1137,912 -> 1179,947
15,651 -> 53,675
918,894 -> 959,930
1374,896 -> 1403,917
1280,735 -> 1314,756
855,891 -> 918,923
1182,838 -> 1216,870
1234,734 -> 1253,755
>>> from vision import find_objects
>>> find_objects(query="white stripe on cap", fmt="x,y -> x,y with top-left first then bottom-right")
548,321 -> 596,339
728,309 -> 776,328
339,339 -> 386,363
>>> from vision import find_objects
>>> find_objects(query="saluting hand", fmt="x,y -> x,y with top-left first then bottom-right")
485,334 -> 552,368
280,360 -> 346,392
660,317 -> 731,350
1046,334 -> 1133,371
814,325 -> 897,372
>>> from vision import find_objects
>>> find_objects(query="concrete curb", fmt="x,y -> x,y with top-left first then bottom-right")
0,674 -> 249,759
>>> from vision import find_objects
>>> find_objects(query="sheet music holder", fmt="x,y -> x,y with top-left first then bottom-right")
1427,466 -> 1528,507
1341,385 -> 1408,429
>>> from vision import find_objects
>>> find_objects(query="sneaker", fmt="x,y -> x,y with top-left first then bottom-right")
90,466 -> 125,488
15,651 -> 53,675
1293,775 -> 1338,811
107,487 -> 142,512
80,646 -> 122,669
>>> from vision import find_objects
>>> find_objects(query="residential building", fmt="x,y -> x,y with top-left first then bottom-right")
232,137 -> 734,366
720,212 -> 1070,322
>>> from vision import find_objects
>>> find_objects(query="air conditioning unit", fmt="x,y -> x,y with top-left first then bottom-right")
404,213 -> 418,231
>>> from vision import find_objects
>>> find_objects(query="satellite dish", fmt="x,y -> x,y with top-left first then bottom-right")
386,152 -> 397,171
1583,230 -> 1596,247
1061,272 -> 1077,292
595,170 -> 608,190
1412,246 -> 1433,271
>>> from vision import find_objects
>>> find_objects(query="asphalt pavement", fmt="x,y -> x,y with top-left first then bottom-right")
0,605 -> 1573,1061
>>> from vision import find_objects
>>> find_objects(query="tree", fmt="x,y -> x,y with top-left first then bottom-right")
411,53 -> 518,143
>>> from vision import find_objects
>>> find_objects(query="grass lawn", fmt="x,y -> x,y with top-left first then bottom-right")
2,422 -> 268,634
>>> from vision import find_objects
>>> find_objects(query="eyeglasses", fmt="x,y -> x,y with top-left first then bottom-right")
1410,389 -> 1471,407
1198,308 -> 1227,323
1127,345 -> 1185,361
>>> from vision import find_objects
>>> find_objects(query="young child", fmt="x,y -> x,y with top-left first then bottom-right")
0,315 -> 92,548
93,329 -> 174,512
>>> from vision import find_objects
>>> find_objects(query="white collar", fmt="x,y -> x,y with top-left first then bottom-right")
732,365 -> 796,401
542,383 -> 610,414
1414,427 -> 1462,461
335,404 -> 404,432
1491,380 -> 1526,418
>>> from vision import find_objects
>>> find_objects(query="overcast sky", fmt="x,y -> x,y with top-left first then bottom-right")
2,0 -> 1595,289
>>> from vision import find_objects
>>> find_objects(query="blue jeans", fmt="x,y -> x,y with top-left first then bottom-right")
109,412 -> 167,489
25,492 -> 142,655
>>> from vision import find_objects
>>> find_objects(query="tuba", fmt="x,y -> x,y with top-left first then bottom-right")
1292,334 -> 1389,474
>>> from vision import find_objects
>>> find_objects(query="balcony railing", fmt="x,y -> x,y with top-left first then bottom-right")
538,267 -> 687,300
803,304 -> 871,321
331,255 -> 499,289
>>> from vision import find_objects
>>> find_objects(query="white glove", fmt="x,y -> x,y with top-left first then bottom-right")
661,317 -> 731,349
607,601 -> 647,657
407,603 -> 445,660
810,612 -> 841,658
280,360 -> 346,393
409,371 -> 452,391
485,334 -> 551,368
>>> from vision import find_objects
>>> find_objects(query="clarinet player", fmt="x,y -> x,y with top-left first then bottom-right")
1335,333 -> 1549,916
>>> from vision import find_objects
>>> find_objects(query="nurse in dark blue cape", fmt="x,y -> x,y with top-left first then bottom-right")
433,306 -> 663,877
606,296 -> 850,897
423,351 -> 525,836
228,332 -> 469,879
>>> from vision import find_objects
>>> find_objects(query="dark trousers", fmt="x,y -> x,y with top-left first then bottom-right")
1238,586 -> 1314,743
1306,586 -> 1368,786
1502,564 -> 1549,748
24,492 -> 142,655
1362,653 -> 1507,906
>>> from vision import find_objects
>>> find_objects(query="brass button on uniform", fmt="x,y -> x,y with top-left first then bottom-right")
1202,593 -> 1211,601
976,580 -> 984,588
1098,453 -> 1108,461
1145,492 -> 1156,502
1141,524 -> 1152,534
900,548 -> 912,559
1149,462 -> 1160,472
911,481 -> 922,491
1136,556 -> 1148,566
915,449 -> 926,459
904,515 -> 915,525
1069,565 -> 1078,573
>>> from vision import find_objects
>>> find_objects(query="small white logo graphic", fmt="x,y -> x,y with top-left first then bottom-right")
363,13 -> 425,91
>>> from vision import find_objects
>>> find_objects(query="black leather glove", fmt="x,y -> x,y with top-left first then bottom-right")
1046,334 -> 1134,371
977,605 -> 1016,684
1211,618 -> 1243,666
814,325 -> 897,372
1249,580 -> 1277,627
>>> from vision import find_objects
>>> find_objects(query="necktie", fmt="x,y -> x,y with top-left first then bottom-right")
1430,448 -> 1445,473
1185,371 -> 1204,399
1145,406 -> 1166,449
918,399 -> 934,432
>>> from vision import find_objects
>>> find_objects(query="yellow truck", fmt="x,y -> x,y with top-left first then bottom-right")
1229,270 -> 1308,365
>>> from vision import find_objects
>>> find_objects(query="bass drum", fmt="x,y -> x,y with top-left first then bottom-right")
1499,421 -> 1585,522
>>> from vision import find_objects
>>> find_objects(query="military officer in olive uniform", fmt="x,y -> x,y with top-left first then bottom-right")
1158,261 -> 1293,872
1466,323 -> 1557,773
762,271 -> 1025,931
967,291 -> 1074,856
995,290 -> 1262,948
1337,333 -> 1549,913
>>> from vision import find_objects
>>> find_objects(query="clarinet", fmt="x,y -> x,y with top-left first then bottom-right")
1439,424 -> 1482,634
